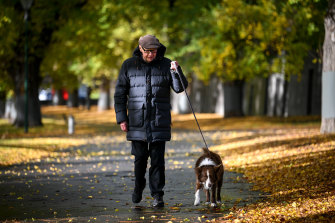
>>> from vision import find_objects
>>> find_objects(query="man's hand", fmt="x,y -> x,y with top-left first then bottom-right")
170,61 -> 179,71
120,121 -> 128,132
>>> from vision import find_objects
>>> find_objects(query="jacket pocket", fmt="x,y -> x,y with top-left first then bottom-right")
128,102 -> 144,127
155,103 -> 171,128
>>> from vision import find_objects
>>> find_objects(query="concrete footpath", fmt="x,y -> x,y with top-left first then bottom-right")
0,130 -> 265,222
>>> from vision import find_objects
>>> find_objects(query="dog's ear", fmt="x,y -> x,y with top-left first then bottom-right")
194,167 -> 201,175
214,164 -> 222,173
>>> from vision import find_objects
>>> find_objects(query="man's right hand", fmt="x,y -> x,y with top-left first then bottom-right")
120,121 -> 128,132
170,61 -> 179,71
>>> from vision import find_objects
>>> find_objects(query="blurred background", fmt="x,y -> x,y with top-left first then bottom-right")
0,0 -> 333,131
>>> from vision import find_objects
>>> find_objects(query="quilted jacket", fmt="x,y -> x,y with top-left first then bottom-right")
114,44 -> 188,142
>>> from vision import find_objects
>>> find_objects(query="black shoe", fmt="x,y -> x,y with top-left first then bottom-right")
152,195 -> 164,207
132,188 -> 144,203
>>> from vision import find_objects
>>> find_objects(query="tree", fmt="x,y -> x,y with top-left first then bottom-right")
171,0 -> 327,118
320,0 -> 335,133
50,0 -> 218,110
0,0 -> 86,127
2,0 -> 329,126
43,0 -> 165,110
174,0 -> 326,83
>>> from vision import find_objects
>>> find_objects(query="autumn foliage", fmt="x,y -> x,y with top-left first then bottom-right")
0,106 -> 334,222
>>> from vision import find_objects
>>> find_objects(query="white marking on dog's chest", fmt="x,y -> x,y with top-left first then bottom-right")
204,170 -> 211,189
199,158 -> 216,167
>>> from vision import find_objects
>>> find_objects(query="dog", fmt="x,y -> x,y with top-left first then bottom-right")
194,147 -> 224,207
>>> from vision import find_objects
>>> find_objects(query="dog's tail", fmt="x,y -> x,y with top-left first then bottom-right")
202,147 -> 210,155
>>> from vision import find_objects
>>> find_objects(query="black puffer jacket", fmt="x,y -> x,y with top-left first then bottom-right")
114,44 -> 188,142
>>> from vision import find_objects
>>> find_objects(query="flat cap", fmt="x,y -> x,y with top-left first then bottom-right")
138,35 -> 161,49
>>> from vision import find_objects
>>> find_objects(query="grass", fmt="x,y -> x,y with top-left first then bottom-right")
0,106 -> 120,165
0,106 -> 334,222
209,124 -> 335,222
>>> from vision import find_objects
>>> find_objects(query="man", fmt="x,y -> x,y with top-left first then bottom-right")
114,34 -> 188,207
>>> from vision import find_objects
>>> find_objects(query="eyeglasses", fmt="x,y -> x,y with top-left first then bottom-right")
142,48 -> 157,54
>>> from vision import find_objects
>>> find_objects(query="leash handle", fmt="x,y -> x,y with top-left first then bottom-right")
171,61 -> 209,150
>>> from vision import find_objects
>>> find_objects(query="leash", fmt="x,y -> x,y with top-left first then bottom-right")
172,61 -> 209,150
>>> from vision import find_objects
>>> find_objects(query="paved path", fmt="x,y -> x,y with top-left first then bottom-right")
0,130 -> 265,222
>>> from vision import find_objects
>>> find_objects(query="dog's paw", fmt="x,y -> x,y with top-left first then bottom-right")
210,202 -> 217,207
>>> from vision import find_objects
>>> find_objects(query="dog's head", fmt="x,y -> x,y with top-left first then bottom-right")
195,164 -> 222,189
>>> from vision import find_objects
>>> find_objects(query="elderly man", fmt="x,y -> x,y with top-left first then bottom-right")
114,34 -> 188,207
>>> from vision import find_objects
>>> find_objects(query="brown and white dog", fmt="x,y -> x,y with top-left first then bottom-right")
194,147 -> 224,207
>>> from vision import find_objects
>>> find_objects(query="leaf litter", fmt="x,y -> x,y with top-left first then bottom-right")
1,107 -> 334,222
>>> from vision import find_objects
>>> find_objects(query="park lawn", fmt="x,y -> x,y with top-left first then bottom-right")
213,128 -> 335,222
0,106 -> 120,166
0,106 -> 334,222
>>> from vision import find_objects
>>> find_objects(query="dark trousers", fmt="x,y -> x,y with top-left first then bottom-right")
131,141 -> 165,197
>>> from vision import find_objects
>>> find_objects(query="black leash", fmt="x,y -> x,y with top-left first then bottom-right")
172,63 -> 209,150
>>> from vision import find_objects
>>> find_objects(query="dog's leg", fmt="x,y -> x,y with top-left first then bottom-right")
210,186 -> 217,207
194,189 -> 201,206
205,189 -> 210,205
216,179 -> 223,204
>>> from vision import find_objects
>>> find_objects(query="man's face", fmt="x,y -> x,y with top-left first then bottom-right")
139,46 -> 157,63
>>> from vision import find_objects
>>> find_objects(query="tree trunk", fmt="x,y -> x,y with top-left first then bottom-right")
67,89 -> 79,108
86,86 -> 92,110
321,0 -> 335,134
223,80 -> 244,117
4,99 -> 16,123
97,76 -> 110,111
11,56 -> 43,128
0,101 -> 5,118
13,93 -> 42,127
0,90 -> 6,117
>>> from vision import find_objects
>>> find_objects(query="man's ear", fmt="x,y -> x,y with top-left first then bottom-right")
139,45 -> 143,53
